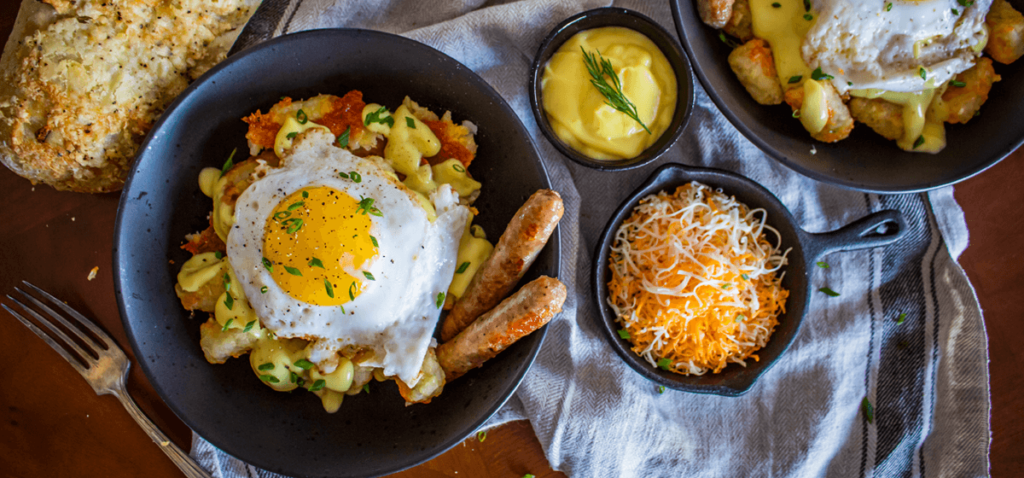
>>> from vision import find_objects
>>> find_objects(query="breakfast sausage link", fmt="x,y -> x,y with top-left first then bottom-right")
437,276 -> 566,381
439,189 -> 564,341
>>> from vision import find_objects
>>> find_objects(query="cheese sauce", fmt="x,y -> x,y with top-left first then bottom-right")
541,27 -> 676,160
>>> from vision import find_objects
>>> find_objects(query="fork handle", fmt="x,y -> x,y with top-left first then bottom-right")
114,390 -> 213,478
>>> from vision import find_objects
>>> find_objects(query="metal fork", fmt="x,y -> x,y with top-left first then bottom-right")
3,281 -> 212,478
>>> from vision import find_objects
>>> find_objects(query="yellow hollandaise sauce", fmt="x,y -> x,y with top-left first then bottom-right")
749,0 -> 814,88
541,26 -> 676,160
850,88 -> 947,153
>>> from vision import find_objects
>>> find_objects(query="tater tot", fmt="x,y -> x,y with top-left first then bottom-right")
849,98 -> 904,141
697,0 -> 735,29
783,82 -> 854,143
723,0 -> 754,42
728,39 -> 784,105
199,318 -> 258,364
942,57 -> 1001,124
985,0 -> 1024,64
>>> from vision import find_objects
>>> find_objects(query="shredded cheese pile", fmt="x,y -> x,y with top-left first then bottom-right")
607,182 -> 791,375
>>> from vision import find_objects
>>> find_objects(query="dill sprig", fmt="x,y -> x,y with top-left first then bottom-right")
580,47 -> 651,134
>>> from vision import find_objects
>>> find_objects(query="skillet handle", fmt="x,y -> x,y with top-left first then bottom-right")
802,209 -> 907,261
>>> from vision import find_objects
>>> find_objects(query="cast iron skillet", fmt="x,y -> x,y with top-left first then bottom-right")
113,29 -> 558,478
593,163 -> 906,395
670,0 -> 1024,193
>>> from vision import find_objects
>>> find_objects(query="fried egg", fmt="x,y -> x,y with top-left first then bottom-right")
803,0 -> 991,92
226,130 -> 469,386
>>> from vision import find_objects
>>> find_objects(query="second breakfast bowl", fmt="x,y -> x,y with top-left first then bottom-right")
593,163 -> 908,395
529,7 -> 695,171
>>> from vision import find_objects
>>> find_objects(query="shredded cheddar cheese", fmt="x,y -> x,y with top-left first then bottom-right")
607,182 -> 790,375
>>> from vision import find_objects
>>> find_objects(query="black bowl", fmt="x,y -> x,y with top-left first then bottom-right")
113,29 -> 559,478
593,163 -> 907,395
529,7 -> 695,171
670,0 -> 1024,193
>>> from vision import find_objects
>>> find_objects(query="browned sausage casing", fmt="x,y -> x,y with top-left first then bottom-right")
439,189 -> 564,341
437,276 -> 566,381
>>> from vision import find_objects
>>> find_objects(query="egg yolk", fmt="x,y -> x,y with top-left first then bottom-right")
263,186 -> 377,306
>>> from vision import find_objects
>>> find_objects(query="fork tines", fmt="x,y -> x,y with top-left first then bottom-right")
3,281 -> 112,372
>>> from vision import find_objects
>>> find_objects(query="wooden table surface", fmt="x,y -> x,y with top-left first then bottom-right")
1,3 -> 1022,477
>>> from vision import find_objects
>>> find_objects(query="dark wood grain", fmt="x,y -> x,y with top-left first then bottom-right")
0,1 -> 1019,476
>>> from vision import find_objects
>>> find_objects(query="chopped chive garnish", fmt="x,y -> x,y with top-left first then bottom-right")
913,135 -> 925,149
772,2 -> 781,6
363,271 -> 375,281
356,196 -> 381,216
370,235 -> 379,248
324,278 -> 334,298
364,106 -> 394,127
294,359 -> 314,370
285,266 -> 302,276
819,287 -> 840,297
224,294 -> 234,310
262,257 -> 273,272
477,430 -> 487,442
302,190 -> 308,199
220,148 -> 237,177
804,13 -> 813,20
223,272 -> 231,291
453,164 -> 466,173
950,80 -> 966,87
260,286 -> 268,294
896,313 -> 906,324
862,397 -> 875,424
339,171 -> 349,179
919,67 -> 927,80
286,132 -> 297,140
657,386 -> 666,394
657,358 -> 672,370
811,67 -> 833,81
406,117 -> 416,128
349,282 -> 356,301
274,211 -> 290,220
260,374 -> 280,383
309,379 -> 326,391
718,31 -> 740,49
243,320 -> 256,332
456,262 -> 470,274
436,292 -> 445,308
257,362 -> 275,371
957,0 -> 973,6
309,257 -> 324,269
792,110 -> 801,118
296,109 -> 308,124
214,251 -> 224,259
350,171 -> 362,183
290,372 -> 299,383
340,305 -> 346,314
788,75 -> 802,84
617,329 -> 630,339
886,2 -> 893,11
287,201 -> 304,211
221,318 -> 233,331
283,218 -> 304,234
362,384 -> 370,393
816,261 -> 830,269
952,8 -> 959,15
803,0 -> 810,10
338,126 -> 350,148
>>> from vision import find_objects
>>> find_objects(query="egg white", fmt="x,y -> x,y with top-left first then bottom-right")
226,130 -> 469,386
803,0 -> 991,92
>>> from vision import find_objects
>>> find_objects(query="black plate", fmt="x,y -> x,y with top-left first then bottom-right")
593,163 -> 907,395
528,7 -> 694,171
670,0 -> 1024,193
113,29 -> 558,478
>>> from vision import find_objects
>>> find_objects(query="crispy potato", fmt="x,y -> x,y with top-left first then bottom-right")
395,349 -> 445,405
985,0 -> 1024,64
723,0 -> 754,42
697,0 -> 735,29
728,39 -> 784,105
942,57 -> 1001,124
784,82 -> 855,143
849,97 -> 904,141
199,318 -> 258,364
